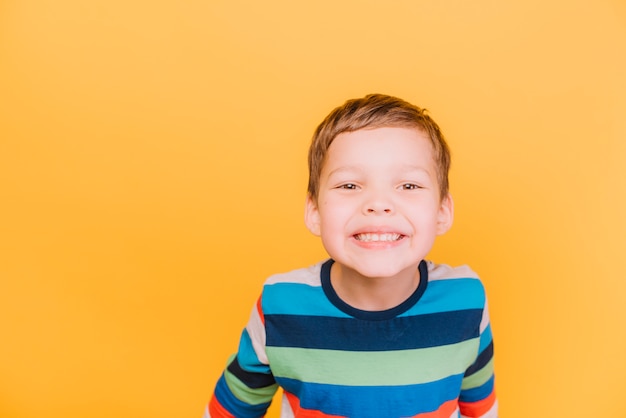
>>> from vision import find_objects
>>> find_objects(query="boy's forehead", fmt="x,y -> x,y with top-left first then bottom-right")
322,127 -> 436,169
327,126 -> 433,154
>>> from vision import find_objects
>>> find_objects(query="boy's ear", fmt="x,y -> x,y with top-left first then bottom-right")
436,193 -> 454,235
304,195 -> 321,236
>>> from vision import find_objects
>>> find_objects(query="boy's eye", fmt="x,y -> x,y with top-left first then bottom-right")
338,183 -> 358,190
401,183 -> 421,190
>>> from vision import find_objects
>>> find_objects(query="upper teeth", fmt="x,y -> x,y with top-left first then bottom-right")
355,233 -> 401,242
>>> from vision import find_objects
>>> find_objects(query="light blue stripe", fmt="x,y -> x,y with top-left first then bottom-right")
263,277 -> 486,318
262,282 -> 351,317
237,330 -> 270,373
402,278 -> 485,316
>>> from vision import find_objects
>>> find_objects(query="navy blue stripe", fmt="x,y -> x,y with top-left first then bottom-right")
276,374 -> 463,418
321,259 -> 429,320
227,356 -> 276,389
464,341 -> 494,376
265,309 -> 482,351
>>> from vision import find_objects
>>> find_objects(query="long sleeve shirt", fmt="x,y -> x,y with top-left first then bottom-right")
206,259 -> 497,418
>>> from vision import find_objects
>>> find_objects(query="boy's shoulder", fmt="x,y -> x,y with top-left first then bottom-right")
426,260 -> 481,282
263,259 -> 327,287
424,261 -> 488,310
261,259 -> 481,285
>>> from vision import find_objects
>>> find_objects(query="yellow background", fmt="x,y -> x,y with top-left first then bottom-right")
1,1 -> 625,417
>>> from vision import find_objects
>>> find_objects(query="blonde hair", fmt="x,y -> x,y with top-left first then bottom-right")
307,94 -> 451,202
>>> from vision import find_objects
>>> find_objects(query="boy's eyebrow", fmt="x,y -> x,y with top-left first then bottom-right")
326,165 -> 363,177
399,164 -> 432,174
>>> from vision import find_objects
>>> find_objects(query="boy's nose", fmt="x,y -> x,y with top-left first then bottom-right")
363,195 -> 394,215
366,207 -> 392,214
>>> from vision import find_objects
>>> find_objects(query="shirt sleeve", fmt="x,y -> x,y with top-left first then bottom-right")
205,296 -> 278,418
458,296 -> 498,418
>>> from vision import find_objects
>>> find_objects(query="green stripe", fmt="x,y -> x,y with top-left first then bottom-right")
461,358 -> 494,390
224,368 -> 278,405
267,338 -> 479,386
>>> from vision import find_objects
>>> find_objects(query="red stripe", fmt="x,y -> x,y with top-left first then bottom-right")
459,391 -> 496,417
410,398 -> 458,417
208,395 -> 236,418
256,295 -> 265,325
284,392 -> 346,418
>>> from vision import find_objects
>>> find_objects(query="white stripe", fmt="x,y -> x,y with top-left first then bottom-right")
279,392 -> 295,418
246,302 -> 269,364
480,298 -> 491,333
264,262 -> 324,286
427,261 -> 479,282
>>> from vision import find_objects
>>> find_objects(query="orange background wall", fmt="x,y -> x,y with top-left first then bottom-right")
1,1 -> 625,417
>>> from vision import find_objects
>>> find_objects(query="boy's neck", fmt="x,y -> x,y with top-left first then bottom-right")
329,262 -> 421,312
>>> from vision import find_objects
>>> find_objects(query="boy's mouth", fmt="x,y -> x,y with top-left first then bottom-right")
354,233 -> 404,242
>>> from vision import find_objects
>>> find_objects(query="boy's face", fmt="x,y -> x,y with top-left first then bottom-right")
305,126 -> 453,280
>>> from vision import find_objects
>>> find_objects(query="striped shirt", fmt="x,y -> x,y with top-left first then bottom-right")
206,259 -> 497,417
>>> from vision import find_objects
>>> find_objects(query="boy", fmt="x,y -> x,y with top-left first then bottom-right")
205,94 -> 497,417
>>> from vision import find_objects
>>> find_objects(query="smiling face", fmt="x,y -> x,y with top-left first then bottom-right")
305,126 -> 453,281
